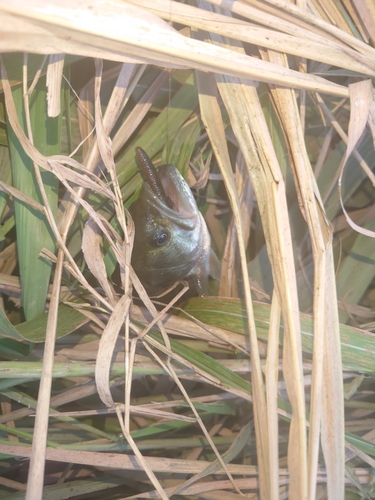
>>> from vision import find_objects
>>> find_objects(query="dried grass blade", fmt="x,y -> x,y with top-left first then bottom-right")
0,443 -> 256,475
198,14 -> 309,496
320,246 -> 345,500
263,48 -> 344,499
338,80 -> 375,238
315,94 -> 375,199
0,59 -> 115,199
195,68 -> 269,498
264,53 -> 325,500
95,294 -> 130,407
215,0 -> 374,58
128,480 -> 260,499
131,0 -> 375,77
266,294 -> 281,500
221,81 -> 306,497
0,0 -> 349,97
166,361 -> 243,495
219,150 -> 253,297
172,421 -> 252,496
139,338 -> 244,495
82,217 -> 116,306
111,69 -> 172,155
46,54 -> 64,118
0,180 -> 44,213
345,81 -> 372,165
131,304 -> 248,353
24,250 -> 64,500
58,59 -> 136,240
352,0 -> 375,42
92,59 -> 129,241
115,406 -> 169,500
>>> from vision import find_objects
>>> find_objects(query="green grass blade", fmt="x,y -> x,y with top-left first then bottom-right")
146,329 -> 251,395
161,115 -> 201,178
15,304 -> 88,342
182,297 -> 375,374
7,73 -> 60,320
0,301 -> 88,344
0,146 -> 12,218
0,338 -> 31,358
4,475 -> 126,500
336,218 -> 375,323
116,73 -> 199,194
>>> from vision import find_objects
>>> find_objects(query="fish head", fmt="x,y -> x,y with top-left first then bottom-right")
130,162 -> 211,296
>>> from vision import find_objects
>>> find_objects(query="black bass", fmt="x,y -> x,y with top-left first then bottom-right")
130,147 -> 211,296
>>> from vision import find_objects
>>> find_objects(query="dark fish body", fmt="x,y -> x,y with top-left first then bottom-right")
130,149 -> 211,296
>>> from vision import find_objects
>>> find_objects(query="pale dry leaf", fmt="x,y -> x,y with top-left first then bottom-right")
266,294 -> 281,500
111,69 -> 172,155
0,444 -> 257,475
130,0 -> 375,77
92,59 -> 117,180
339,80 -> 375,238
77,76 -> 96,158
0,181 -> 44,213
367,97 -> 375,150
195,66 -> 269,497
345,80 -> 373,164
352,0 -> 375,44
82,216 -> 116,306
201,17 -> 308,497
263,48 -> 343,500
206,23 -> 311,497
102,62 -> 138,134
1,59 -> 116,200
47,159 -> 115,196
46,53 -> 64,117
151,345 -> 243,496
62,260 -> 114,311
128,479 -> 262,499
321,246 -> 345,500
95,293 -> 131,407
219,150 -> 254,297
0,0 -> 350,97
26,54 -> 48,95
115,406 -> 169,500
224,0 -> 374,59
315,93 -> 375,198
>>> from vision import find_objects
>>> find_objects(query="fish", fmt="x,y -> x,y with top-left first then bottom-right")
129,147 -> 212,296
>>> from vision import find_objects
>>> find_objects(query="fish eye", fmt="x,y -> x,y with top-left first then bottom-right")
150,229 -> 169,247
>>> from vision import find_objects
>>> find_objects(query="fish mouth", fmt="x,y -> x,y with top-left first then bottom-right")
135,147 -> 198,225
135,147 -> 173,209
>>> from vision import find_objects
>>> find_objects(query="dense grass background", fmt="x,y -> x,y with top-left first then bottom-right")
1,1 -> 375,498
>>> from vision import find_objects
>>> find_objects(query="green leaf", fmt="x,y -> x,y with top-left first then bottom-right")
161,115 -> 201,178
0,338 -> 31,358
336,218 -> 375,323
6,67 -> 60,320
0,303 -> 87,343
15,304 -> 88,342
181,296 -> 375,374
3,475 -> 126,500
146,329 -> 252,394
